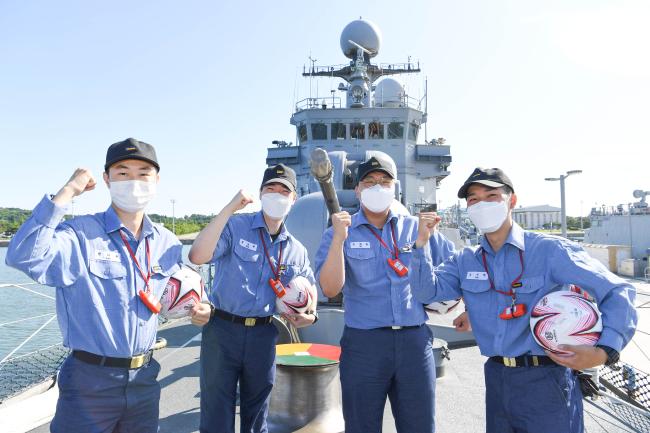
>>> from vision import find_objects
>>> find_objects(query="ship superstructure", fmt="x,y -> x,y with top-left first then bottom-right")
265,19 -> 451,215
585,189 -> 650,276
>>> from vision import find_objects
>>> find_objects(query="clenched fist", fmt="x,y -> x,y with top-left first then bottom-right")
415,212 -> 441,248
66,168 -> 96,196
52,168 -> 96,206
190,303 -> 212,327
226,189 -> 254,213
331,211 -> 352,241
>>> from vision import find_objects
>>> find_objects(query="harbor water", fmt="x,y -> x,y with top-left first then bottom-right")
0,245 -> 197,362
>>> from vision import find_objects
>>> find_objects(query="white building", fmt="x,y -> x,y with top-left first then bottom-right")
513,205 -> 561,229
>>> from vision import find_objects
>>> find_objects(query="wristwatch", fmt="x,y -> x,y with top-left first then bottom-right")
595,344 -> 620,366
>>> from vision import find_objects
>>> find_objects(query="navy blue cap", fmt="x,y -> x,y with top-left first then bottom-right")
261,164 -> 297,192
457,167 -> 514,198
105,138 -> 159,172
356,154 -> 396,184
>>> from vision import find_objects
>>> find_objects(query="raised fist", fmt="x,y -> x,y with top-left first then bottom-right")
227,189 -> 254,213
331,211 -> 352,241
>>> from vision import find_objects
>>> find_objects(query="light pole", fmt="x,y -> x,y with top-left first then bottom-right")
545,170 -> 582,238
170,199 -> 176,234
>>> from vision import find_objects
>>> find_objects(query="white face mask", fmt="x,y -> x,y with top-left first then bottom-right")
360,184 -> 394,213
467,199 -> 510,233
261,192 -> 292,220
109,180 -> 157,213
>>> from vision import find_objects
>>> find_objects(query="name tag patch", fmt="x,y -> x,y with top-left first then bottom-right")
350,242 -> 371,249
466,271 -> 488,280
239,239 -> 258,251
94,249 -> 121,263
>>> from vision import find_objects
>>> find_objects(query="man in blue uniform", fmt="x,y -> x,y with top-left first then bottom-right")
315,154 -> 455,433
411,167 -> 638,433
188,163 -> 317,433
5,138 -> 183,433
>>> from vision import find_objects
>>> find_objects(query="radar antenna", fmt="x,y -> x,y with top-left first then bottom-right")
633,190 -> 650,204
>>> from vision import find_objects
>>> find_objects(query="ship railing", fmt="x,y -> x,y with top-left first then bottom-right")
302,61 -> 421,75
0,282 -> 65,403
295,97 -> 343,111
378,61 -> 420,71
295,94 -> 423,111
303,64 -> 349,75
585,362 -> 650,432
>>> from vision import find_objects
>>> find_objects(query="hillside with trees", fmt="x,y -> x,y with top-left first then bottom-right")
1,208 -> 212,237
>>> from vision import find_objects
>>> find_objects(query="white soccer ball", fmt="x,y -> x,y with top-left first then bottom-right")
530,290 -> 602,354
275,275 -> 316,315
425,298 -> 462,315
160,264 -> 205,320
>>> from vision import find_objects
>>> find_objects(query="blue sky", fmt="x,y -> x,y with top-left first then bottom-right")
1,0 -> 648,218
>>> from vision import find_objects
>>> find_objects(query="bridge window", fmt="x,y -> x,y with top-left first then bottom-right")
387,122 -> 404,139
350,122 -> 365,139
297,124 -> 308,143
408,122 -> 419,141
331,122 -> 346,140
368,122 -> 384,139
311,123 -> 327,140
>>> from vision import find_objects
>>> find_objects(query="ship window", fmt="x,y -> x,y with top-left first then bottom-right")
297,124 -> 308,143
368,122 -> 384,139
408,122 -> 419,141
311,123 -> 327,140
351,122 -> 365,139
331,122 -> 346,140
387,122 -> 404,139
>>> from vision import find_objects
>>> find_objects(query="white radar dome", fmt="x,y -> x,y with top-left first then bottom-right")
340,19 -> 382,59
374,78 -> 405,107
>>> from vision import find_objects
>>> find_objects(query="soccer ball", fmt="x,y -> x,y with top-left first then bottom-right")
530,290 -> 602,354
425,298 -> 462,315
160,265 -> 205,319
275,276 -> 316,315
566,283 -> 594,301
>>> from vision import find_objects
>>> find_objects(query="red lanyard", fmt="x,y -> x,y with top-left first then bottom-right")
258,229 -> 283,279
365,220 -> 399,259
480,248 -> 524,296
119,231 -> 151,293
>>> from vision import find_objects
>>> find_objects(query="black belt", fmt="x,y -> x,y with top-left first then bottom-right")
378,324 -> 422,330
73,350 -> 153,369
211,308 -> 272,327
489,355 -> 556,368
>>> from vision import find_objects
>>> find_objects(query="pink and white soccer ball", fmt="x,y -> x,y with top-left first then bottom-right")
530,290 -> 602,354
425,298 -> 462,315
160,265 -> 205,319
276,276 -> 316,315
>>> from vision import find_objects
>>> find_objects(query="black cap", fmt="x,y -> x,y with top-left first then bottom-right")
105,138 -> 160,172
261,164 -> 297,193
356,154 -> 396,184
457,167 -> 514,199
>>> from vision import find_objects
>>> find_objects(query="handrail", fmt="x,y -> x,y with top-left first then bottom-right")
0,283 -> 54,300
0,313 -> 55,327
0,314 -> 57,365
0,282 -> 57,366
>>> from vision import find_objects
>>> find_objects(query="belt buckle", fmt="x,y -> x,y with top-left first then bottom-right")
503,357 -> 517,367
244,318 -> 257,327
129,354 -> 145,369
391,325 -> 403,330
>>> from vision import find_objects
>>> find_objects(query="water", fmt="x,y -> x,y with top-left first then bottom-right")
0,245 -> 198,361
